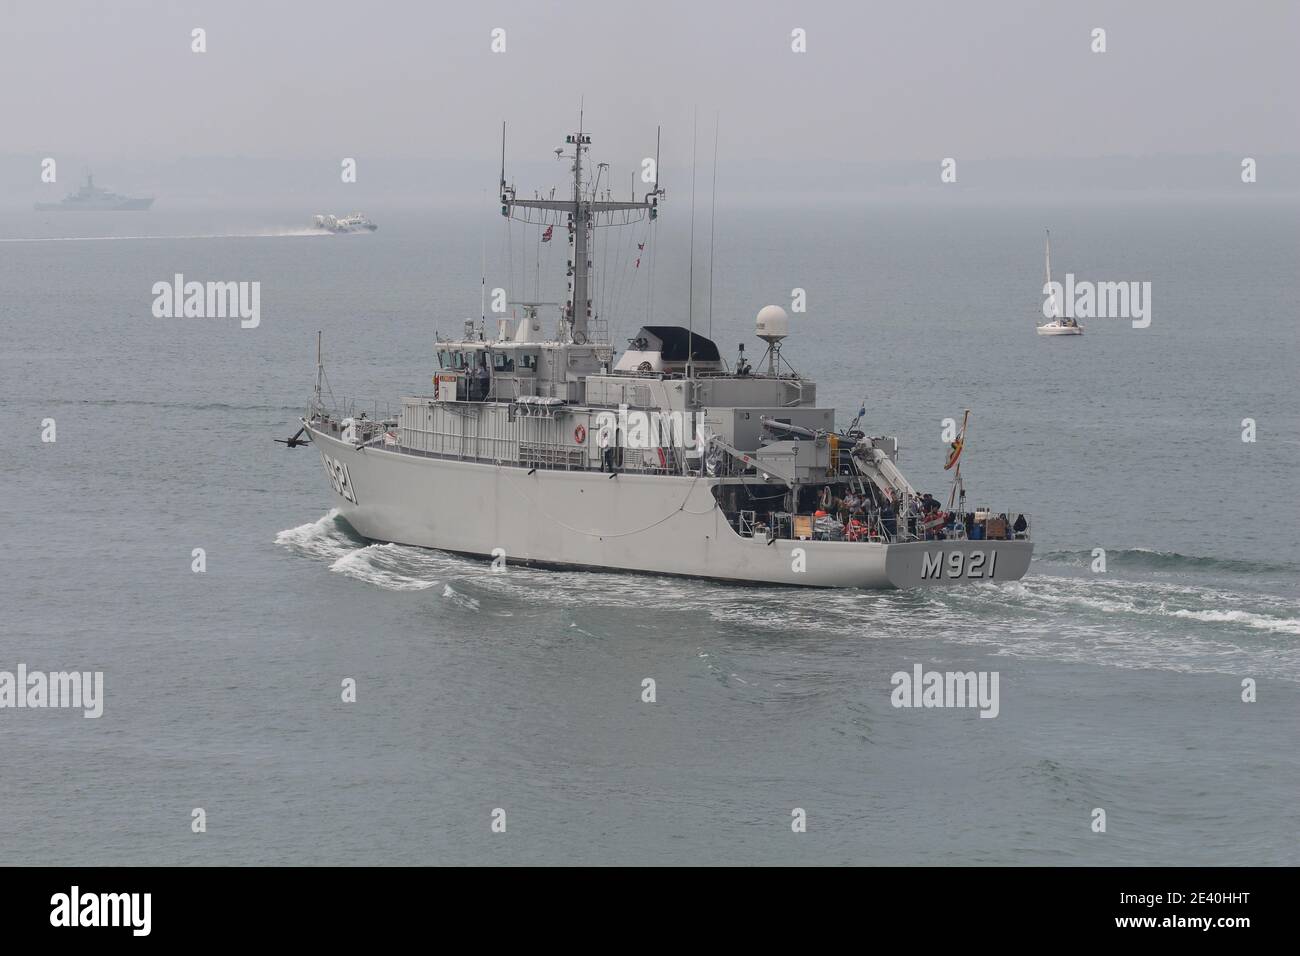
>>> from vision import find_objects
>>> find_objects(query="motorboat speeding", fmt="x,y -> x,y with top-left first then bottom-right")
312,213 -> 378,233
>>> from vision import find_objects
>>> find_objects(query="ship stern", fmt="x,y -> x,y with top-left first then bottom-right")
884,539 -> 1033,587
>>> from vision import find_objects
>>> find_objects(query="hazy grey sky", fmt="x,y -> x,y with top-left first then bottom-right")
2,0 -> 1296,165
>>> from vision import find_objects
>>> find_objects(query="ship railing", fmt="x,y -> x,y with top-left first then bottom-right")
890,509 -> 1031,543
518,439 -> 586,471
725,509 -> 1031,545
309,397 -> 400,425
370,423 -> 687,476
391,424 -> 521,464
513,439 -> 684,475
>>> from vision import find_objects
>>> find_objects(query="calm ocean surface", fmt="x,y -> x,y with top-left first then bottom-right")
2,197 -> 1296,865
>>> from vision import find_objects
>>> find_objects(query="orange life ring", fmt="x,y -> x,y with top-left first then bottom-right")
574,425 -> 587,444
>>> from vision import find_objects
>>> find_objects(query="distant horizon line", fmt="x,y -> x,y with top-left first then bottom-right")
4,191 -> 1299,210
4,150 -> 1299,165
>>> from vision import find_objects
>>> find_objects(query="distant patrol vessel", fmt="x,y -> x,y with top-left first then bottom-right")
285,122 -> 1032,587
34,172 -> 153,211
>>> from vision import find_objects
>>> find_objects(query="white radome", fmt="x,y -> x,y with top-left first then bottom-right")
756,304 -> 789,342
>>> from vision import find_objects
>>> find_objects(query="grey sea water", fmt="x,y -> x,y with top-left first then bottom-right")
1,197 -> 1297,865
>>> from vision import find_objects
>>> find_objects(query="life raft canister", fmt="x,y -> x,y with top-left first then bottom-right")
574,424 -> 587,444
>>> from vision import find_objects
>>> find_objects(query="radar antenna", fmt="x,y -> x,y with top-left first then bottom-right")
500,117 -> 665,344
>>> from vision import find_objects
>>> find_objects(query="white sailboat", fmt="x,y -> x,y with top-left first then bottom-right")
1036,229 -> 1083,336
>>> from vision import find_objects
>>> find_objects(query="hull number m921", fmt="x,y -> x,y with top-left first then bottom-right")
921,550 -> 997,579
322,453 -> 357,504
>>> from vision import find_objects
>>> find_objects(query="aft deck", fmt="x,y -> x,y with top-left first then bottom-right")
722,506 -> 1031,546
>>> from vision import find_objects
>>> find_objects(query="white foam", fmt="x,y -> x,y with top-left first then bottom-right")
441,584 -> 481,609
1167,608 -> 1300,635
274,510 -> 354,560
325,544 -> 437,591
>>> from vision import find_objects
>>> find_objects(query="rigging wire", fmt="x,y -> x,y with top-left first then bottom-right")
686,107 -> 698,374
646,214 -> 658,325
607,215 -> 652,349
504,212 -> 515,328
707,112 -> 719,340
606,200 -> 628,334
598,182 -> 611,324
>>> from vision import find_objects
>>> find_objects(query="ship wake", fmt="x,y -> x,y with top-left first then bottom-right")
275,511 -> 472,598
275,513 -> 1299,680
1,229 -> 330,243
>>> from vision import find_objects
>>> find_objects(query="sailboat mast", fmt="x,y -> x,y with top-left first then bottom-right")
1044,228 -> 1058,319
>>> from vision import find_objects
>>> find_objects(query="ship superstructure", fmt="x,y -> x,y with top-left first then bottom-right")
288,121 -> 1033,588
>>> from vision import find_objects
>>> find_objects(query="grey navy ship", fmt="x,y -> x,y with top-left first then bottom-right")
34,173 -> 153,211
286,121 -> 1033,588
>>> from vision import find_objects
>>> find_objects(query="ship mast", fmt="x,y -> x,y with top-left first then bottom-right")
500,118 -> 664,344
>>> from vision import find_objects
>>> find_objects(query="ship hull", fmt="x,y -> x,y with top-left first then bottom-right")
305,424 -> 1033,589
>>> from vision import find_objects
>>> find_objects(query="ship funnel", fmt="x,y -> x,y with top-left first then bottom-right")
756,305 -> 789,344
